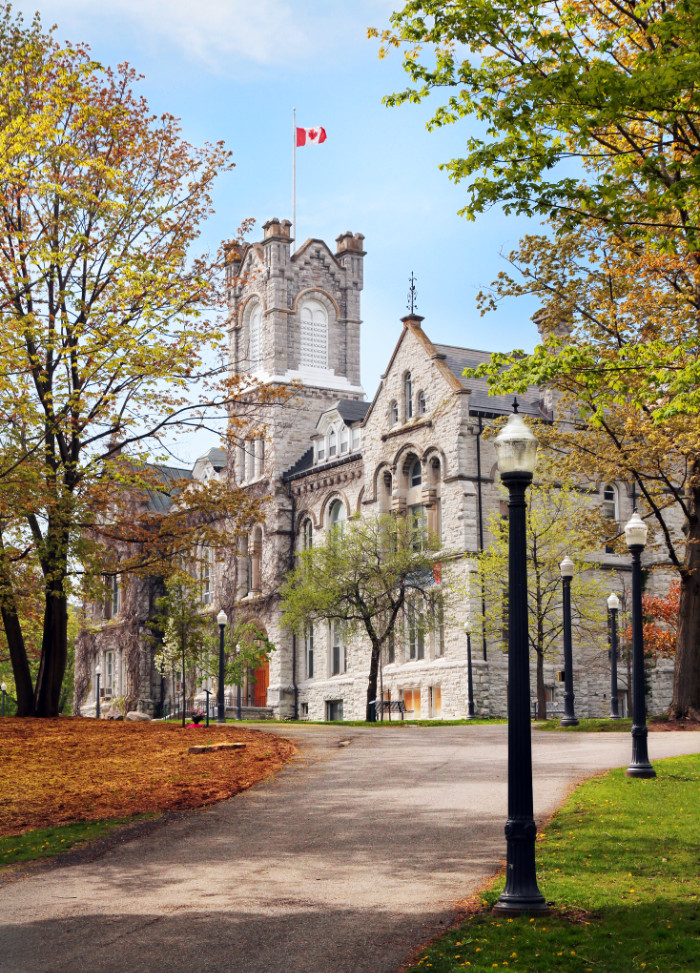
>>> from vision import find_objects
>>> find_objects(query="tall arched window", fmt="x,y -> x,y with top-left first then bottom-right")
328,499 -> 347,529
418,391 -> 426,415
603,484 -> 618,520
249,301 -> 262,371
390,400 -> 399,425
409,459 -> 422,488
300,299 -> 328,369
405,373 -> 413,419
302,519 -> 313,550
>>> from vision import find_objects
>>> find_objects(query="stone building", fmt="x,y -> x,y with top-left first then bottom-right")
78,219 -> 676,720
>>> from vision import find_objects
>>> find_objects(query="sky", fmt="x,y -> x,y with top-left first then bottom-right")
14,0 -> 543,459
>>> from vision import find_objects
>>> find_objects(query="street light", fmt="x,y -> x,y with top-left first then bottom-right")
1,682 -> 6,717
559,556 -> 578,727
492,403 -> 548,916
463,621 -> 476,719
624,512 -> 655,778
236,643 -> 243,721
95,665 -> 101,720
607,592 -> 622,720
216,609 -> 228,724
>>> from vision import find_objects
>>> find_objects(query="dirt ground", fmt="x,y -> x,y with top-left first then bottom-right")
0,717 -> 296,837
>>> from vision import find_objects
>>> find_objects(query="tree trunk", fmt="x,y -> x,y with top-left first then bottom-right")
365,640 -> 382,721
33,575 -> 69,717
536,649 -> 546,719
671,473 -> 700,720
0,537 -> 34,715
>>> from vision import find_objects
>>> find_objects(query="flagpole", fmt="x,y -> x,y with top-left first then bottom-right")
292,107 -> 296,253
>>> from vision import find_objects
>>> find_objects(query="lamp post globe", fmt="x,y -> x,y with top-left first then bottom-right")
607,592 -> 622,719
464,621 -> 475,719
624,513 -> 655,777
216,609 -> 228,724
558,556 -> 578,727
95,665 -> 101,720
492,404 -> 548,916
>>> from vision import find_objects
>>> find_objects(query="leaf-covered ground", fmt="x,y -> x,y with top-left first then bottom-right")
0,718 -> 295,837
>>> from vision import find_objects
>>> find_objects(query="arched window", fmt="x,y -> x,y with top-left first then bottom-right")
603,484 -> 618,520
340,425 -> 349,454
409,459 -> 422,488
302,519 -> 313,550
328,427 -> 337,457
418,391 -> 426,415
249,301 -> 262,371
390,400 -> 399,425
328,499 -> 347,529
405,373 -> 413,419
300,299 -> 328,369
201,556 -> 211,606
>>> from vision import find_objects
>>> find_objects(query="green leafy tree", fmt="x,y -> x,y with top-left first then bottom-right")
281,514 -> 445,721
0,7 -> 273,717
373,1 -> 700,718
477,462 -> 609,717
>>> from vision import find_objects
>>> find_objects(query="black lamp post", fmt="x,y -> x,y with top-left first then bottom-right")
217,609 -> 228,724
624,513 -> 655,778
559,556 -> 578,727
464,622 -> 476,719
95,665 -> 101,720
236,643 -> 243,720
607,592 -> 622,720
492,405 -> 548,916
1,682 -> 6,717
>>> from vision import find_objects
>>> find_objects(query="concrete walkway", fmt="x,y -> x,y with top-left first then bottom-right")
0,725 -> 697,973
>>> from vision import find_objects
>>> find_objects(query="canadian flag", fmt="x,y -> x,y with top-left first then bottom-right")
296,126 -> 327,146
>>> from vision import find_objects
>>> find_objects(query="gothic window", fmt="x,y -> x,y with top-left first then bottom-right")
390,400 -> 399,425
302,519 -> 313,550
111,575 -> 120,618
249,301 -> 262,371
405,373 -> 413,419
300,299 -> 328,369
418,391 -> 426,415
328,427 -> 337,457
330,622 -> 346,675
328,499 -> 347,530
201,556 -> 212,606
305,625 -> 314,679
409,459 -> 422,488
407,598 -> 425,660
603,484 -> 619,554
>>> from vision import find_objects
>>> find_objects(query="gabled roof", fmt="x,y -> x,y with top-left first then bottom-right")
432,344 -> 492,387
147,465 -> 192,514
202,447 -> 227,471
336,399 -> 370,425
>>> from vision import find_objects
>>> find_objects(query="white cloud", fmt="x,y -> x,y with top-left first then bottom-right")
22,0 -> 397,73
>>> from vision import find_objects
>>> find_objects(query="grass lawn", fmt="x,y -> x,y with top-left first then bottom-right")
0,717 -> 295,865
403,754 -> 699,973
534,718 -> 633,733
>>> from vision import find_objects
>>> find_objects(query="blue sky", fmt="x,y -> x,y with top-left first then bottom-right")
16,0 -> 542,453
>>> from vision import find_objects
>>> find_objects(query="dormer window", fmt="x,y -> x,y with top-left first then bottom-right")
405,373 -> 413,419
340,425 -> 349,453
328,427 -> 337,457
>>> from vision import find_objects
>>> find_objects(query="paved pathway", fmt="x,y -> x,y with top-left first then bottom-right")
0,725 -> 697,973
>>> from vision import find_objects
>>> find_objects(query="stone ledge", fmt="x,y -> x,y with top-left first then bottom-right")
188,742 -> 247,755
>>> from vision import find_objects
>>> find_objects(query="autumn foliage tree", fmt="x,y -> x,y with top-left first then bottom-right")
0,8 -> 264,717
374,0 -> 700,718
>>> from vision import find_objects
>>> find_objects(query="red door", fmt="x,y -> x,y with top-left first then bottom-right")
253,661 -> 269,708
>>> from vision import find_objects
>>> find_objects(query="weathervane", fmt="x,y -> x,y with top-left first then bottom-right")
407,272 -> 418,314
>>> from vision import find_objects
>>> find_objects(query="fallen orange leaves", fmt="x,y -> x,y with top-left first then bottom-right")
0,717 -> 295,837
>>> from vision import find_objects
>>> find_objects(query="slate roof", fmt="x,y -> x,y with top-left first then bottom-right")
147,464 -> 192,514
432,343 -> 492,387
467,390 -> 544,419
203,447 -> 227,471
336,399 -> 370,425
283,446 -> 314,480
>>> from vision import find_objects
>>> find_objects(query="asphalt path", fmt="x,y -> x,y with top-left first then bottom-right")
0,724 -> 697,973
